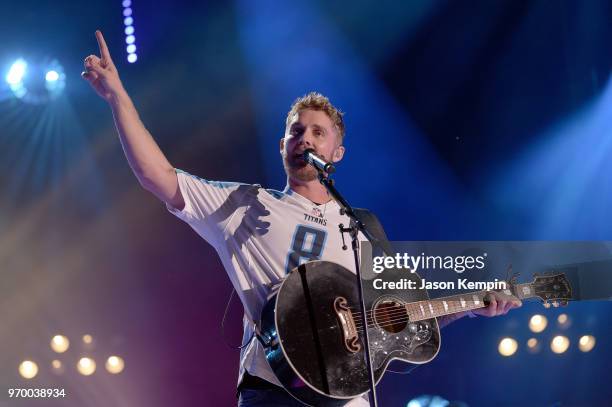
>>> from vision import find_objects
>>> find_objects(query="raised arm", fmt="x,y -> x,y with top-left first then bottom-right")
81,30 -> 185,210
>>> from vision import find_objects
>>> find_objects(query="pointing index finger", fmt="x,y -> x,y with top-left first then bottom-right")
95,30 -> 113,63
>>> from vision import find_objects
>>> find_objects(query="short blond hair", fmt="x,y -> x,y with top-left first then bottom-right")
286,92 -> 345,142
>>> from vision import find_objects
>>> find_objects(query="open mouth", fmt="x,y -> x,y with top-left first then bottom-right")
290,151 -> 310,167
293,151 -> 309,161
294,149 -> 319,160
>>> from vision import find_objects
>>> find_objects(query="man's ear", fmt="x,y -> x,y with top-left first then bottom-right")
279,137 -> 285,154
332,145 -> 345,163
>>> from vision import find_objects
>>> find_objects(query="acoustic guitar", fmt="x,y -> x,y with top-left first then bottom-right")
258,260 -> 572,406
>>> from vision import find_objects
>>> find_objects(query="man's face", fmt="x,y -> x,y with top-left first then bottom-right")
280,109 -> 345,182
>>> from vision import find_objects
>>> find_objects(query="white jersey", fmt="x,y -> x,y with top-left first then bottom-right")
167,169 -> 369,406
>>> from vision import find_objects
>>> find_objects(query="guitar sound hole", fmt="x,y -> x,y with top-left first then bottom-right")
373,301 -> 407,333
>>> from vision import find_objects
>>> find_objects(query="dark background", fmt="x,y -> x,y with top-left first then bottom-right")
0,1 -> 611,406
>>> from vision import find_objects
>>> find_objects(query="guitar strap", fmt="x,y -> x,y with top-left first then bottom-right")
353,208 -> 395,257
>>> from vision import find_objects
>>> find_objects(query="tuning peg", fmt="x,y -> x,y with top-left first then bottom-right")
543,302 -> 550,309
552,301 -> 559,308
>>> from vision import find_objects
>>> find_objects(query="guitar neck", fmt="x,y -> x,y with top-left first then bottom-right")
404,283 -> 538,322
511,282 -> 540,301
405,291 -> 487,322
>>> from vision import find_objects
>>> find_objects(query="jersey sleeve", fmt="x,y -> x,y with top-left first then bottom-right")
166,169 -> 255,246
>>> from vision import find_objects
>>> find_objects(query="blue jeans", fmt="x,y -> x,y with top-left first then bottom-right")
238,388 -> 307,406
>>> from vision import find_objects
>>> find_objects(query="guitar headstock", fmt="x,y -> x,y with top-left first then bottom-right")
530,272 -> 572,308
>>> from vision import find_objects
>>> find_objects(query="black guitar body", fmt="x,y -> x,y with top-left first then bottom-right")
259,261 -> 440,406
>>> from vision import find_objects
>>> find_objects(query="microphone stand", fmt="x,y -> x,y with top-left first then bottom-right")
317,170 -> 379,407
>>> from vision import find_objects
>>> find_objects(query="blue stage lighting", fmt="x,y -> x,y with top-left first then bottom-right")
407,395 -> 450,407
122,1 -> 137,63
6,59 -> 27,85
45,70 -> 59,82
5,58 -> 65,104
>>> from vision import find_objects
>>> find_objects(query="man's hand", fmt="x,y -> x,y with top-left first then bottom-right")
81,30 -> 125,102
80,30 -> 182,208
473,291 -> 522,317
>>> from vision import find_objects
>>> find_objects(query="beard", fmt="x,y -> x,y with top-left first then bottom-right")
282,150 -> 319,182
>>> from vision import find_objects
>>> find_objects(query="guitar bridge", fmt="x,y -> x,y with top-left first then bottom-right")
333,297 -> 361,353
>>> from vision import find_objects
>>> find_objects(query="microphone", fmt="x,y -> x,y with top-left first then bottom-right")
302,149 -> 336,174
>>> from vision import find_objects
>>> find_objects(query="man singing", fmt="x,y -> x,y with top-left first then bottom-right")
82,30 -> 521,406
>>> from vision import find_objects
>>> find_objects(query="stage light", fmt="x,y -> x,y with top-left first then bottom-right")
498,337 -> 518,356
44,61 -> 65,95
557,313 -> 571,329
77,357 -> 96,376
529,314 -> 547,333
6,58 -> 65,103
579,335 -> 596,352
122,0 -> 138,63
407,395 -> 450,407
45,70 -> 59,82
82,334 -> 93,344
51,359 -> 65,375
6,59 -> 27,85
105,356 -> 125,374
551,335 -> 570,354
525,337 -> 540,352
18,360 -> 38,379
50,335 -> 70,353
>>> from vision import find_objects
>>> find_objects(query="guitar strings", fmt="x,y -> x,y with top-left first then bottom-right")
349,304 -> 486,331
318,284 -> 556,335
349,304 -> 482,333
352,314 -> 447,331
352,316 -> 416,333
347,300 -> 481,320
348,308 -> 457,329
346,293 -> 488,317
350,311 -> 426,330
352,313 -> 434,331
348,301 -> 478,317
350,302 -> 484,324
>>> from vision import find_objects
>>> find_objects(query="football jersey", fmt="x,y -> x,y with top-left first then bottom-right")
167,169 -> 369,406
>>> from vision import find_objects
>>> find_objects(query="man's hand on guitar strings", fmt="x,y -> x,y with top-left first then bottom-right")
473,291 -> 522,317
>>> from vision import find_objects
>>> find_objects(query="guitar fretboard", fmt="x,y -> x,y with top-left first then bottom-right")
405,292 -> 488,321
405,284 -> 538,322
